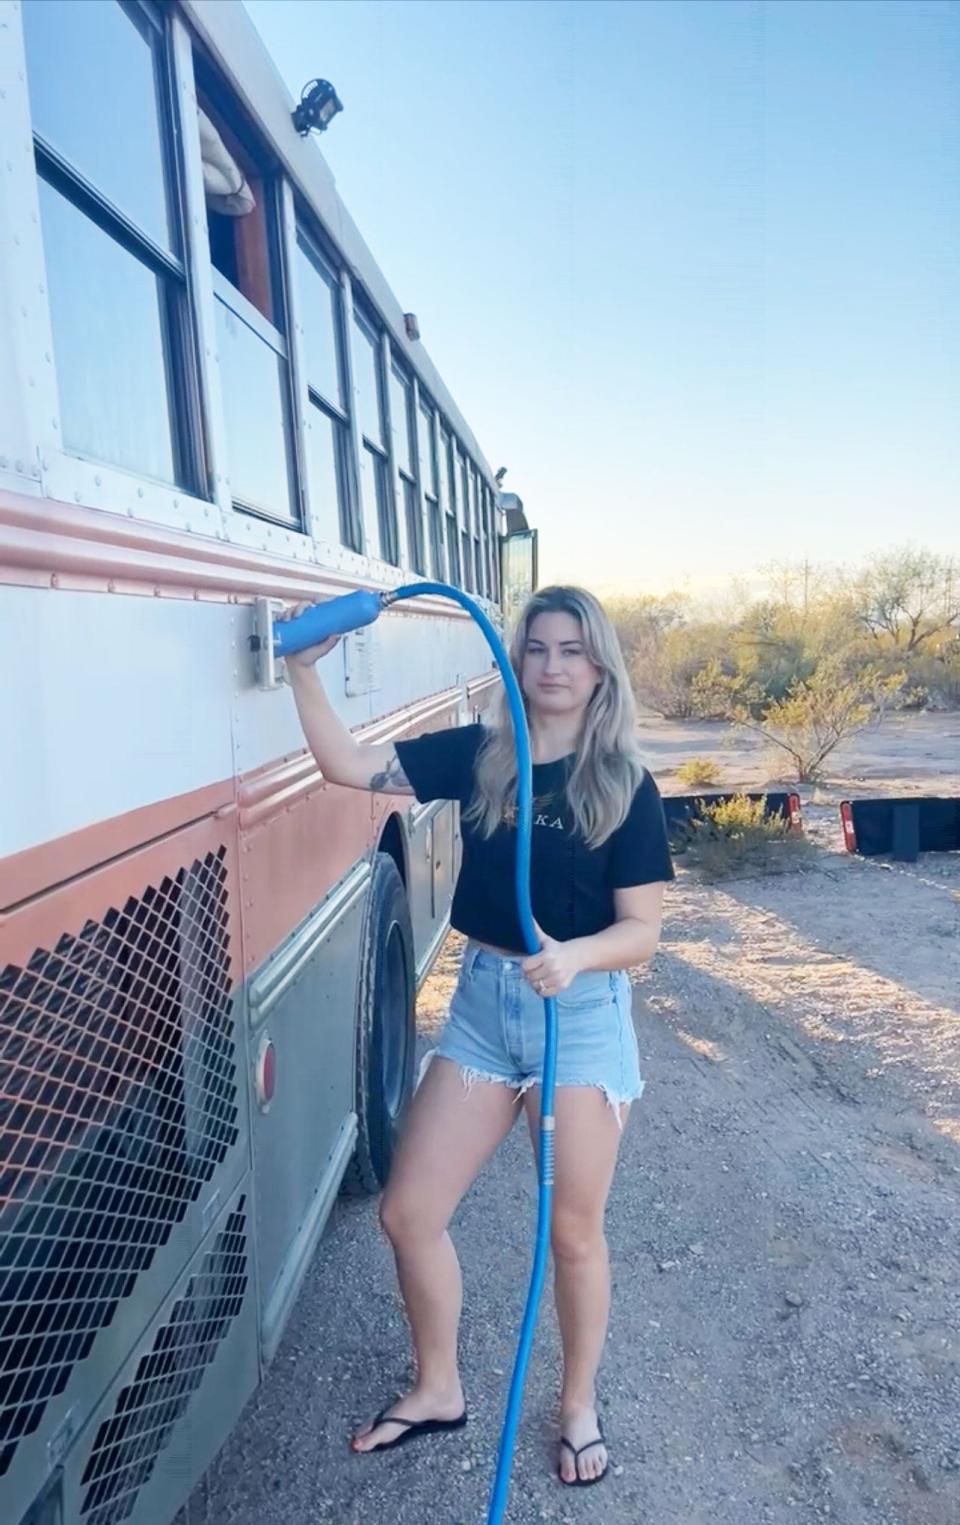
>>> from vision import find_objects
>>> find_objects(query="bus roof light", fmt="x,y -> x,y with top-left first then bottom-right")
292,79 -> 343,136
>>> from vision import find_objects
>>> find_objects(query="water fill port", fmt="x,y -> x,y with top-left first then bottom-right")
251,597 -> 286,690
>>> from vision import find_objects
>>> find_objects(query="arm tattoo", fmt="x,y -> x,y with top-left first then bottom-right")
368,751 -> 411,795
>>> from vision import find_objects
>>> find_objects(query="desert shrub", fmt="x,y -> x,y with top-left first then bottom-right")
693,657 -> 906,782
675,757 -> 722,789
675,795 -> 811,880
606,548 -> 960,727
632,624 -> 737,718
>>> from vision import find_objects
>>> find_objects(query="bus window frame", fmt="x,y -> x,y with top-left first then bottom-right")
193,45 -> 302,532
417,393 -> 445,582
25,0 -> 209,503
289,212 -> 358,551
437,421 -> 461,588
389,355 -> 425,576
350,298 -> 398,565
456,444 -> 473,593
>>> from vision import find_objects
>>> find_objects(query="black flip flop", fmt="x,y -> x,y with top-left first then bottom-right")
351,1405 -> 468,1453
557,1416 -> 609,1487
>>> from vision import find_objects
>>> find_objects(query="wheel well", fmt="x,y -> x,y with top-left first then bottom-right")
377,812 -> 408,888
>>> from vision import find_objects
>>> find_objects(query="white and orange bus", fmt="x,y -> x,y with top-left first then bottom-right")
0,4 -> 536,1522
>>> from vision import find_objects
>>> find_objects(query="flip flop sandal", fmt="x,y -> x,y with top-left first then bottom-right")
350,1405 -> 468,1453
557,1416 -> 609,1486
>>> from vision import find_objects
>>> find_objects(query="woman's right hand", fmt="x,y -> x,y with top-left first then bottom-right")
276,602 -> 342,670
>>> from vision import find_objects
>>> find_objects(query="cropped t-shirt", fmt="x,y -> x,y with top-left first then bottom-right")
394,724 -> 674,953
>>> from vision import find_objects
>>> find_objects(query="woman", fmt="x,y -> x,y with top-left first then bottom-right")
279,585 -> 674,1487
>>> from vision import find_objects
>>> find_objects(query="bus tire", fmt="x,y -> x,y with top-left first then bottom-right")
342,852 -> 416,1196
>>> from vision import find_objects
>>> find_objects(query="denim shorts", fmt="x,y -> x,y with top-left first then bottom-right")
431,941 -> 645,1127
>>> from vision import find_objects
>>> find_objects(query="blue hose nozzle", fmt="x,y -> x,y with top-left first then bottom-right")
271,588 -> 387,658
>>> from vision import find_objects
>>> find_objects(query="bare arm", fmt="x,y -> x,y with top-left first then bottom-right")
520,882 -> 666,995
285,652 -> 414,796
567,882 -> 665,971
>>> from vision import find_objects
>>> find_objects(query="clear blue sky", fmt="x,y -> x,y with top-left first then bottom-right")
244,0 -> 959,596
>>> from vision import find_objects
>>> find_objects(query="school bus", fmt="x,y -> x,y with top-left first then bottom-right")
0,4 -> 536,1522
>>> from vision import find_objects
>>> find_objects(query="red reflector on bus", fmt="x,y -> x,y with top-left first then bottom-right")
256,1037 -> 276,1108
839,801 -> 857,853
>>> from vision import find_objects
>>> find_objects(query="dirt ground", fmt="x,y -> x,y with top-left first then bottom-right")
182,714 -> 960,1525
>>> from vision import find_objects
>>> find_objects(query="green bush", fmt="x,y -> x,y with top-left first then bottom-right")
675,794 -> 812,880
675,757 -> 722,789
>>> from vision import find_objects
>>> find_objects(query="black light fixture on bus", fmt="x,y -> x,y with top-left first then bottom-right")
292,78 -> 343,135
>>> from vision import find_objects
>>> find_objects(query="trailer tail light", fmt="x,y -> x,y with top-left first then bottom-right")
840,801 -> 857,853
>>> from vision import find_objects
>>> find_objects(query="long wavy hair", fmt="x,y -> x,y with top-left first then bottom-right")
464,585 -> 644,848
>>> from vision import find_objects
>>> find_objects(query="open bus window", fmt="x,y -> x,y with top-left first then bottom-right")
197,101 -> 277,325
194,57 -> 298,525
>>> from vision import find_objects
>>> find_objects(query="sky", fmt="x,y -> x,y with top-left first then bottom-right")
244,0 -> 960,596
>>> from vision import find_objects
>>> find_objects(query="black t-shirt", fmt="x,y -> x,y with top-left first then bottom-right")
394,724 -> 674,953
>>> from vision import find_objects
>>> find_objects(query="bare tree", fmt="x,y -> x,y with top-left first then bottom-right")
852,546 -> 960,653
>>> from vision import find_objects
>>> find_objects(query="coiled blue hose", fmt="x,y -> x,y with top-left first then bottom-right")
273,583 -> 557,1523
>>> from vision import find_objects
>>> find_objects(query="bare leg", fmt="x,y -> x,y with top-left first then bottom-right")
351,1057 -> 523,1452
524,1085 -> 630,1483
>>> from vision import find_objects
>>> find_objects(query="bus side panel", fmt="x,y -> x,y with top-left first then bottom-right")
55,1179 -> 259,1525
0,586 -> 237,868
0,816 -> 254,1525
244,864 -> 368,1363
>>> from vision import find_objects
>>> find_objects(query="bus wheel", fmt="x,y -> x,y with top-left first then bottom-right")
343,852 -> 416,1195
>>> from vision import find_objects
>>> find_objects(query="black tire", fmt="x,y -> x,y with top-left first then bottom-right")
342,852 -> 416,1196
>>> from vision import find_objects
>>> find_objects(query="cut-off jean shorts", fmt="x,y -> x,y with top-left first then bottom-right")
430,941 -> 645,1128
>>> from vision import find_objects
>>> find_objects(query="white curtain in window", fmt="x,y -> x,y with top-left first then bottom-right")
198,107 -> 255,216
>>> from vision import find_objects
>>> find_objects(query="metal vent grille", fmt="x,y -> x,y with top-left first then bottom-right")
78,1201 -> 248,1525
0,851 -> 237,1478
78,1199 -> 248,1525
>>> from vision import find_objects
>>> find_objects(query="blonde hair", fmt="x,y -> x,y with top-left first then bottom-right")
464,585 -> 644,848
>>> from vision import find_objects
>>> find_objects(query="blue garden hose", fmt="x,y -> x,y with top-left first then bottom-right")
273,584 -> 557,1524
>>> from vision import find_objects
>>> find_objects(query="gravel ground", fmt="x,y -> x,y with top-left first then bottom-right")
180,832 -> 960,1525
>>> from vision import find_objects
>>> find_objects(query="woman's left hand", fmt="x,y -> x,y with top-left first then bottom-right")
521,925 -> 584,997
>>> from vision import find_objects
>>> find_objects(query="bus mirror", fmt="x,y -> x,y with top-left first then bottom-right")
500,527 -> 539,629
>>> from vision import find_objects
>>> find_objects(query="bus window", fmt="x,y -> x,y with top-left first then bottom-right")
352,306 -> 397,563
458,449 -> 474,592
438,425 -> 461,587
194,58 -> 298,526
294,231 -> 355,548
486,485 -> 500,601
418,397 -> 445,580
390,363 -> 425,574
22,0 -> 197,490
470,466 -> 485,597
